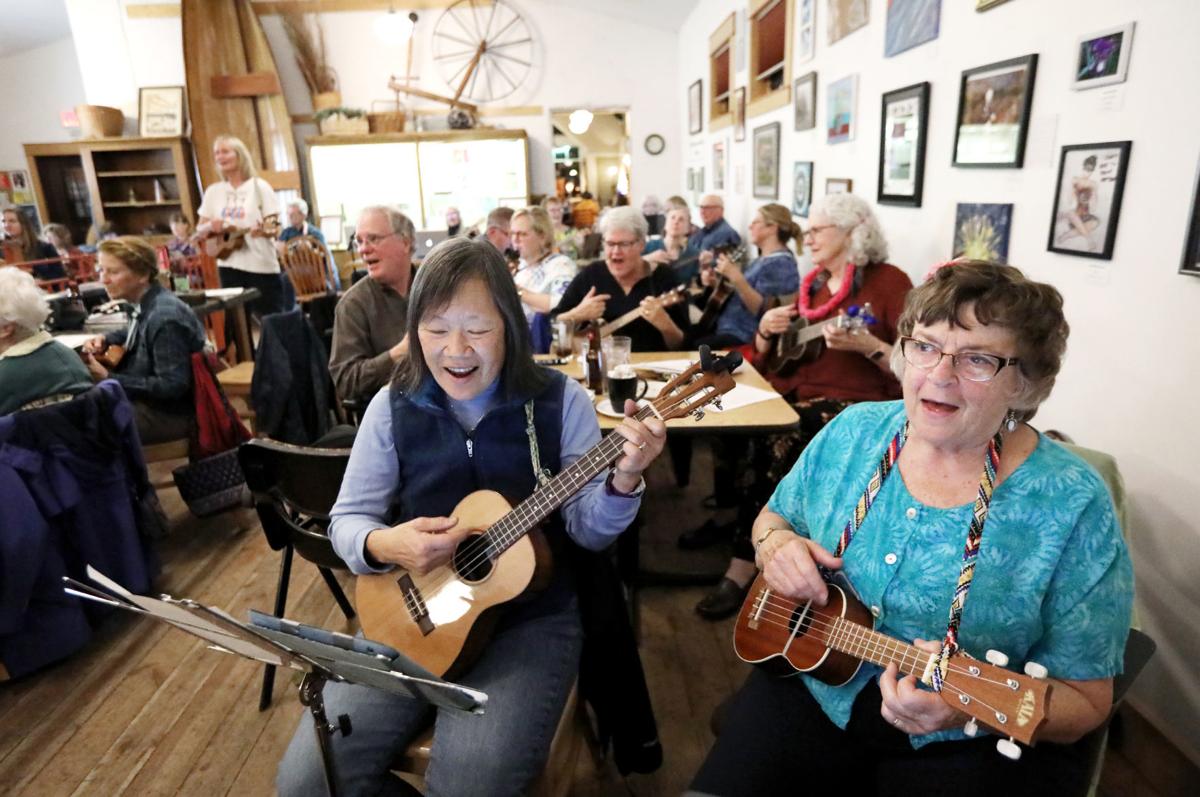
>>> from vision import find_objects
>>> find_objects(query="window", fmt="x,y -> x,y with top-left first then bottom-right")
708,14 -> 735,130
747,0 -> 793,118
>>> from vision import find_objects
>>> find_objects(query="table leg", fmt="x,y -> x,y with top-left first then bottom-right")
230,304 -> 254,363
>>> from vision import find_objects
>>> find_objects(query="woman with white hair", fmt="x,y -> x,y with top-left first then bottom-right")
552,205 -> 689,351
0,267 -> 92,414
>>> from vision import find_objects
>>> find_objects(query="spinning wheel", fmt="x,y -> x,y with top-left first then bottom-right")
432,0 -> 536,104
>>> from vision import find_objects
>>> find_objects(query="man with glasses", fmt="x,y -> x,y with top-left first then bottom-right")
484,206 -> 515,253
329,206 -> 414,403
689,194 -> 742,269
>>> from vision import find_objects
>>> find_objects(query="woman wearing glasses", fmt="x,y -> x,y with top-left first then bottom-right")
691,261 -> 1133,796
552,206 -> 689,351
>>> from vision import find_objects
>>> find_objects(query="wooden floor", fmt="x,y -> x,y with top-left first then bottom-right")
1,445 -> 1194,796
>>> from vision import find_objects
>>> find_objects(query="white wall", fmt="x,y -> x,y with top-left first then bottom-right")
680,0 -> 1200,765
0,36 -> 86,169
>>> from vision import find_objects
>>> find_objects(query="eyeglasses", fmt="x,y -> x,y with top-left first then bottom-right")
699,204 -> 722,210
803,224 -> 838,238
899,337 -> 1020,383
603,239 -> 641,251
354,232 -> 398,248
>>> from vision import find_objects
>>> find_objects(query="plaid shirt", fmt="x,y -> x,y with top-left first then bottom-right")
104,283 -> 206,409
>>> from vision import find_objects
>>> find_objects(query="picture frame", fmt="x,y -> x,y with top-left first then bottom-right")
138,85 -> 186,137
793,161 -> 814,217
794,71 -> 818,131
1048,141 -> 1132,260
1180,158 -> 1200,277
752,122 -> 781,200
952,54 -> 1038,168
878,81 -> 930,207
713,141 -> 726,191
8,169 -> 34,205
688,80 -> 703,135
826,178 -> 853,195
826,74 -> 858,145
733,87 -> 747,142
828,0 -> 869,46
1072,22 -> 1135,91
796,0 -> 817,64
975,0 -> 1012,10
885,0 -> 941,59
687,168 -> 695,191
954,203 -> 1013,263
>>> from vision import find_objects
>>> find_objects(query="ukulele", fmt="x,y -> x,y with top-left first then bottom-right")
357,346 -> 743,678
597,285 -> 689,338
198,214 -> 281,259
763,303 -> 876,376
733,572 -> 1052,759
694,243 -> 749,334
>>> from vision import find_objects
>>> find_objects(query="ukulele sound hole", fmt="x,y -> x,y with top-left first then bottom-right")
452,533 -> 495,584
788,604 -> 815,637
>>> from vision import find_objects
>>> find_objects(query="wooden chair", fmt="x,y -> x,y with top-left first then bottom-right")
237,438 -> 356,710
216,360 -> 256,429
280,235 -> 337,303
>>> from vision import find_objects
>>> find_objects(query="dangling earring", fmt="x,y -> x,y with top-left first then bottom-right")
1004,409 -> 1018,432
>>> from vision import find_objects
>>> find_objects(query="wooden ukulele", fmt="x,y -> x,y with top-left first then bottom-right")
694,243 -> 749,334
357,347 -> 743,678
198,214 -> 281,259
763,303 -> 875,376
94,344 -> 126,370
733,572 -> 1052,758
597,285 -> 688,338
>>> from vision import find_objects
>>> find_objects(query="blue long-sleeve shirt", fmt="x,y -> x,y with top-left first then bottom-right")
330,376 -> 642,573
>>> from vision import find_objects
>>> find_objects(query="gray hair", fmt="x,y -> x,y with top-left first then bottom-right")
359,205 -> 414,242
810,194 -> 889,266
0,266 -> 51,332
599,205 -> 648,241
287,197 -> 309,216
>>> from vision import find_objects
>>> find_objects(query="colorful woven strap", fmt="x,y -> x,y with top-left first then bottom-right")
834,422 -> 908,558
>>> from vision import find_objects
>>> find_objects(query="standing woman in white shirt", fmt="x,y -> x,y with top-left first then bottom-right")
196,135 -> 283,319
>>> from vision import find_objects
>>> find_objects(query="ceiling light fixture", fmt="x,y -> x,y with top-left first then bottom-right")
567,109 -> 593,135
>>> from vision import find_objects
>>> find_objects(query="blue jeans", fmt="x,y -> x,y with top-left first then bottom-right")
276,594 -> 583,797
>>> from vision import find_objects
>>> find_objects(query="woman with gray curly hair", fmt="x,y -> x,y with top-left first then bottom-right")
692,260 -> 1133,796
0,266 -> 92,414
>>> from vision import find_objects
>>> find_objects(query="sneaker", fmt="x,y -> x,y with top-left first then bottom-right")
677,519 -> 736,550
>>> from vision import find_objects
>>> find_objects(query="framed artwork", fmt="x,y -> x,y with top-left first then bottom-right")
794,71 -> 817,131
0,172 -> 10,206
688,80 -> 703,135
797,0 -> 816,64
713,141 -> 726,191
687,168 -> 695,191
698,166 -> 706,193
1048,141 -> 1132,260
138,85 -> 186,137
826,74 -> 857,144
1072,23 -> 1135,91
976,0 -> 1012,9
1181,158 -> 1200,277
827,0 -> 869,45
793,161 -> 814,217
878,81 -> 930,207
885,0 -> 941,58
953,203 -> 1013,263
733,87 -> 747,142
752,122 -> 781,200
826,178 -> 852,194
8,170 -> 34,205
953,54 -> 1038,168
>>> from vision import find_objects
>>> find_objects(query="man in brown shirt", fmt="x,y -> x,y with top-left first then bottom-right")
328,206 -> 413,403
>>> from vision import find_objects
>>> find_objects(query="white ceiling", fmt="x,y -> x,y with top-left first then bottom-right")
0,0 -> 72,59
552,0 -> 699,32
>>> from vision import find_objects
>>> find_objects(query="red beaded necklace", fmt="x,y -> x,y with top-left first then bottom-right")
797,263 -> 856,320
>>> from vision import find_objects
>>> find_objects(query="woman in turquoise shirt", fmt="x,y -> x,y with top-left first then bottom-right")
691,261 -> 1133,796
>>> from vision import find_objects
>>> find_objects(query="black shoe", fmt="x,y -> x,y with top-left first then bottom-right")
677,519 -> 735,550
695,578 -> 750,621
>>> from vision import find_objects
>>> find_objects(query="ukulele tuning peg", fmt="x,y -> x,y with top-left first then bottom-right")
995,738 -> 1022,761
963,718 -> 979,737
692,408 -> 706,421
1023,660 -> 1049,679
985,649 -> 1010,667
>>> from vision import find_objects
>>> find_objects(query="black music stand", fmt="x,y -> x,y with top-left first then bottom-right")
64,566 -> 486,797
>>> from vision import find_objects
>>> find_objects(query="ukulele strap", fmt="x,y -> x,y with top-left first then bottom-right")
525,401 -> 553,487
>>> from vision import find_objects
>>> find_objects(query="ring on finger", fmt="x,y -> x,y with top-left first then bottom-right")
637,441 -> 647,451
893,717 -> 903,727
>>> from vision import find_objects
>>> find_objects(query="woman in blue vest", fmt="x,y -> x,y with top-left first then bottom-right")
277,236 -> 667,796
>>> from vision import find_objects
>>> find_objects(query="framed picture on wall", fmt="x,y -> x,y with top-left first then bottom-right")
752,122 -> 781,199
828,0 -> 869,46
953,54 -> 1038,168
885,0 -> 941,58
1048,141 -> 1132,260
826,74 -> 857,144
733,87 -> 747,142
797,0 -> 816,63
713,141 -> 726,191
794,71 -> 817,131
8,170 -> 34,205
793,161 -> 814,217
138,85 -> 186,137
953,203 -> 1013,263
878,81 -> 930,207
1072,23 -> 1135,91
826,178 -> 852,194
1181,159 -> 1200,277
688,80 -> 703,135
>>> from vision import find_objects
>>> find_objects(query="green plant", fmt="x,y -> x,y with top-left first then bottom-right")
313,107 -> 366,122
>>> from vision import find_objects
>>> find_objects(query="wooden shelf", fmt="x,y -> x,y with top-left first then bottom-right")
97,170 -> 176,178
104,200 -> 182,208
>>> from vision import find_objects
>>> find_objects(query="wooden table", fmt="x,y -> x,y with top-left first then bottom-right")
178,287 -> 260,364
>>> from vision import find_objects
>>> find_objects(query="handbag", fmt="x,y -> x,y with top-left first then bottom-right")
172,448 -> 249,517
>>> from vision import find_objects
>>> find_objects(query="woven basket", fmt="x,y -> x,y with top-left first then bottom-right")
77,105 -> 124,138
319,114 -> 369,135
368,111 -> 406,133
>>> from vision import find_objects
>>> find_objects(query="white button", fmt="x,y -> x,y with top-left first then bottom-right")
870,605 -> 881,618
906,507 -> 918,520
884,553 -> 898,565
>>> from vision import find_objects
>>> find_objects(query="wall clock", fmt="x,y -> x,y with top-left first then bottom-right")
644,134 -> 666,155
432,0 -> 536,104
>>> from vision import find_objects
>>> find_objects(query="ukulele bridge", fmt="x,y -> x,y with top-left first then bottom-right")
397,573 -> 434,636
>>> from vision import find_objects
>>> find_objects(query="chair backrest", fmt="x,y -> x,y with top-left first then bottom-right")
238,438 -> 352,570
281,235 -> 334,302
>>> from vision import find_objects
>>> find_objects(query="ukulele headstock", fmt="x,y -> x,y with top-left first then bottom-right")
649,345 -> 740,422
939,649 -> 1052,748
